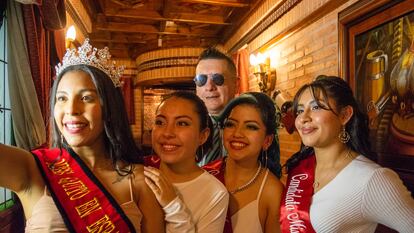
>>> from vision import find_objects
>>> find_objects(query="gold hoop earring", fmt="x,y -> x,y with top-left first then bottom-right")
338,125 -> 350,143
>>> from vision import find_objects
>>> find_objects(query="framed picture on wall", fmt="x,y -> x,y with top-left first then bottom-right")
340,0 -> 414,194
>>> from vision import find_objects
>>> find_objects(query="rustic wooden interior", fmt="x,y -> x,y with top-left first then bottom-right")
74,0 -> 262,59
1,0 -> 413,232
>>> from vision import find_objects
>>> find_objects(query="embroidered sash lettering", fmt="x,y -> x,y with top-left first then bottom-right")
76,197 -> 102,218
32,148 -> 135,233
59,177 -> 90,200
280,155 -> 316,233
87,215 -> 117,233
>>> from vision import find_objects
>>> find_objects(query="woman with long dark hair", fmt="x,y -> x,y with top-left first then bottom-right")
280,75 -> 414,233
0,39 -> 164,232
204,92 -> 284,233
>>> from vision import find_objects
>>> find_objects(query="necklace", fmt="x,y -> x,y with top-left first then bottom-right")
227,162 -> 263,194
313,149 -> 351,189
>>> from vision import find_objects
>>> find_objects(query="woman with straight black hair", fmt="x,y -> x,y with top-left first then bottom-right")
280,75 -> 414,233
0,39 -> 164,232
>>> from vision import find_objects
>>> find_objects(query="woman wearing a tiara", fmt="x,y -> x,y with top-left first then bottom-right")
0,39 -> 164,232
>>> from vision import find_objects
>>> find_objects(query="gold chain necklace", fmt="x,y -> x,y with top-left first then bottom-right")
313,149 -> 351,189
227,162 -> 263,194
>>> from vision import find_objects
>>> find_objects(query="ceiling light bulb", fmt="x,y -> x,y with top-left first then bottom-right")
249,54 -> 257,66
66,25 -> 76,41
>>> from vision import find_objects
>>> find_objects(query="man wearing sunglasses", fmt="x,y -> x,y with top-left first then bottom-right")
195,47 -> 237,166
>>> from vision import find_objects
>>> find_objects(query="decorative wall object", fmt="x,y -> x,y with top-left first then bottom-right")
341,0 -> 414,194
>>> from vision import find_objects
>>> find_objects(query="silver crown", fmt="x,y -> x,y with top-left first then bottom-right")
55,39 -> 124,87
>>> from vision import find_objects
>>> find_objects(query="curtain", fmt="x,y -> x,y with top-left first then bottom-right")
233,48 -> 250,94
22,0 -> 65,129
121,77 -> 135,124
14,0 -> 41,4
7,0 -> 46,149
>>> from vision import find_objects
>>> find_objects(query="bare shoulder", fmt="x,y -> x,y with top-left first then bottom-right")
130,163 -> 150,194
133,164 -> 145,184
129,164 -> 165,232
132,163 -> 145,179
262,171 -> 284,206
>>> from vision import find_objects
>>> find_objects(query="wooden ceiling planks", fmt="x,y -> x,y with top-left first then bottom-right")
75,0 -> 260,59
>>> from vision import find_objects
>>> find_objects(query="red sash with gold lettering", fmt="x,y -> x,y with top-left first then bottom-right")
280,154 -> 316,233
32,147 -> 135,233
203,158 -> 233,233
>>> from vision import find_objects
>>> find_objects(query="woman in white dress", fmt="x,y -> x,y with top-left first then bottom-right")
144,91 -> 229,233
280,75 -> 414,233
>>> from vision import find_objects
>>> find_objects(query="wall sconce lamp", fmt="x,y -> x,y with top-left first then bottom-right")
65,25 -> 76,48
250,52 -> 296,134
249,52 -> 276,95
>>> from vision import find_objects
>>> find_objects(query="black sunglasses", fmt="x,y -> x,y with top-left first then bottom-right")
193,73 -> 225,87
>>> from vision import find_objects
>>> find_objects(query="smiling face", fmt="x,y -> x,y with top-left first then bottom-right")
223,104 -> 272,163
151,97 -> 209,166
294,88 -> 344,149
195,59 -> 236,115
53,71 -> 105,150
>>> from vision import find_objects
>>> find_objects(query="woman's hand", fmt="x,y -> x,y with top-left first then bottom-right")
144,166 -> 177,207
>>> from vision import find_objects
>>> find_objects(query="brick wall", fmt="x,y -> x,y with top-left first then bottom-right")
270,5 -> 357,164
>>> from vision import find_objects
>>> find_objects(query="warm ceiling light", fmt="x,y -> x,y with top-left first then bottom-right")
256,52 -> 265,64
66,25 -> 76,41
249,54 -> 257,66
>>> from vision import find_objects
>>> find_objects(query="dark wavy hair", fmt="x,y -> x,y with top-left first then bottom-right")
50,65 -> 143,175
284,75 -> 374,172
218,92 -> 282,178
158,91 -> 214,160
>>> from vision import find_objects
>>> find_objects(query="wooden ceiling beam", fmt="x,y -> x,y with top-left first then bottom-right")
162,0 -> 172,18
95,22 -> 159,33
104,49 -> 130,58
169,12 -> 228,25
89,31 -> 157,40
92,42 -> 131,49
79,0 -> 256,59
105,8 -> 165,20
95,22 -> 217,36
178,0 -> 249,8
159,0 -> 170,32
104,8 -> 230,25
89,35 -> 148,44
